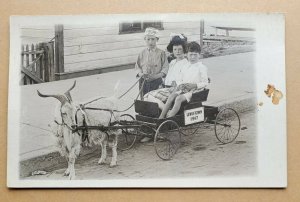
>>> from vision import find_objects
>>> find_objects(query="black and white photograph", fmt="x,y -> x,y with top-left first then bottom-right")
7,14 -> 286,187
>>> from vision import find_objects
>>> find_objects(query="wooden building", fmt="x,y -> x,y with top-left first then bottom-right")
21,21 -> 203,81
20,21 -> 254,84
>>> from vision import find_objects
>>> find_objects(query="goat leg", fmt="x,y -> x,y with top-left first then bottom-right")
64,166 -> 70,176
63,156 -> 70,176
109,135 -> 118,167
98,141 -> 107,164
68,149 -> 77,180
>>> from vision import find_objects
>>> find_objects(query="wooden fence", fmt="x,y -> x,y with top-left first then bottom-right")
21,41 -> 55,85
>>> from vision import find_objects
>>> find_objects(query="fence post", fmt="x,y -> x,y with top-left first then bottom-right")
41,42 -> 49,82
36,44 -> 41,79
25,45 -> 30,84
20,45 -> 24,85
55,24 -> 64,80
31,44 -> 36,74
48,41 -> 55,81
21,45 -> 24,68
200,20 -> 204,47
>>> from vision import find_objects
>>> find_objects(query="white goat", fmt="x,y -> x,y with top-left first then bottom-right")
38,81 -> 120,180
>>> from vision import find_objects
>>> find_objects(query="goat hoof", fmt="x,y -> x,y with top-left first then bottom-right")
109,163 -> 117,168
68,174 -> 75,180
64,170 -> 70,176
98,160 -> 106,165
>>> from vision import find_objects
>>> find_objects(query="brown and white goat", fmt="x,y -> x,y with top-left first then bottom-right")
37,81 -> 120,180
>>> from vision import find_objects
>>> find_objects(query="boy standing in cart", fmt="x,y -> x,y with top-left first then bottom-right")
135,27 -> 169,98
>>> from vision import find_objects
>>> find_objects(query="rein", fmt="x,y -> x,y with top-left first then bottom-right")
79,79 -> 145,113
81,78 -> 144,109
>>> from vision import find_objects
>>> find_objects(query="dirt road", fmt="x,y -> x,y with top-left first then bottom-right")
25,109 -> 256,180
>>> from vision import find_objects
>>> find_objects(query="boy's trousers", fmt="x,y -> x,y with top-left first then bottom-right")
139,77 -> 163,99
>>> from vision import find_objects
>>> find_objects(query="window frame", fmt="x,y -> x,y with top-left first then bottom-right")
119,21 -> 164,34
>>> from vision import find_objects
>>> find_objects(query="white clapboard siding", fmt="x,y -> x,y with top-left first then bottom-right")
64,21 -> 201,72
64,55 -> 138,72
64,34 -> 201,64
64,27 -> 119,38
64,37 -> 171,57
64,41 -> 202,73
64,39 -> 201,72
64,28 -> 200,47
64,40 -> 146,56
64,28 -> 200,55
65,39 -> 200,72
64,24 -> 117,29
64,32 -> 141,47
163,21 -> 202,29
65,46 -> 143,64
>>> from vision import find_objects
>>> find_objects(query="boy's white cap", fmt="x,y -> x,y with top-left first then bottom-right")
144,27 -> 159,38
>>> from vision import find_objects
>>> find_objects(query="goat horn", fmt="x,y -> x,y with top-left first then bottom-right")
63,80 -> 76,102
37,90 -> 68,104
65,80 -> 76,94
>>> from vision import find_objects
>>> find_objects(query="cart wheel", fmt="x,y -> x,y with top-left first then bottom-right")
214,108 -> 241,144
179,123 -> 197,136
180,117 -> 208,136
154,120 -> 181,160
118,114 -> 137,151
138,124 -> 156,140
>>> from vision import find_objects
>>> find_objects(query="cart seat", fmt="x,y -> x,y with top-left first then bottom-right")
135,89 -> 210,118
135,100 -> 161,118
189,88 -> 209,103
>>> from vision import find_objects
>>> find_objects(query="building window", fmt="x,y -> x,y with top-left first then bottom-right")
119,21 -> 163,34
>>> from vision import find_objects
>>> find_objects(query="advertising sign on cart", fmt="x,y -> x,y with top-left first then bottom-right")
184,107 -> 204,125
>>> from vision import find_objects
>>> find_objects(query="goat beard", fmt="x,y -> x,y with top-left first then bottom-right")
53,124 -> 78,158
54,125 -> 69,157
57,136 -> 68,157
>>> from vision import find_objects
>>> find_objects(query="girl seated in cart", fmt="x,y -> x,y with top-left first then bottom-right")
143,34 -> 189,106
164,33 -> 188,87
144,41 -> 209,119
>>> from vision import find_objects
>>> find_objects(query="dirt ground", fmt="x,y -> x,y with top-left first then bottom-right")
23,109 -> 256,180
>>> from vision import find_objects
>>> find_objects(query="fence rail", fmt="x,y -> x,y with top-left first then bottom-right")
21,42 -> 55,85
